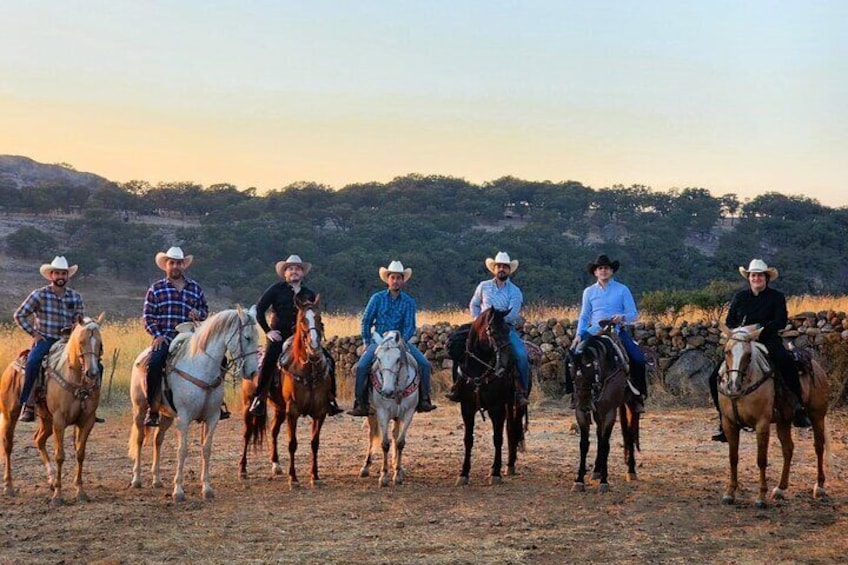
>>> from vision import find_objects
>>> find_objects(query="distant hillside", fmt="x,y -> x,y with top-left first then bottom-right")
0,155 -> 112,191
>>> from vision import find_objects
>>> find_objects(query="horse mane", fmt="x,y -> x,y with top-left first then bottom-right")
191,310 -> 238,356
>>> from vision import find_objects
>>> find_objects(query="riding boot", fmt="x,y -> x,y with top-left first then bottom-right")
248,394 -> 266,417
792,401 -> 812,428
712,423 -> 727,443
18,404 -> 35,423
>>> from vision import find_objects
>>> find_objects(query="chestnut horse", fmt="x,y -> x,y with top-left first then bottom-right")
568,323 -> 640,493
718,324 -> 829,508
455,308 -> 528,486
1,314 -> 105,505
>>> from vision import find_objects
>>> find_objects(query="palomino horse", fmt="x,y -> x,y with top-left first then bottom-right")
1,314 -> 105,505
128,306 -> 259,501
455,308 -> 528,486
358,330 -> 419,487
568,322 -> 640,493
718,324 -> 829,508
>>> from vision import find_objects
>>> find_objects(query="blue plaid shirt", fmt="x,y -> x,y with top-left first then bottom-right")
143,277 -> 208,341
360,290 -> 417,345
14,285 -> 85,340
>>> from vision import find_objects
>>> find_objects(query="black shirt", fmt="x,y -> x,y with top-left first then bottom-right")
725,286 -> 788,345
255,282 -> 316,340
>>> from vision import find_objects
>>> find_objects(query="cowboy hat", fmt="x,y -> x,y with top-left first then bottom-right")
39,256 -> 78,280
587,254 -> 620,275
379,260 -> 412,283
275,255 -> 312,278
739,259 -> 778,280
485,252 -> 519,276
155,246 -> 194,271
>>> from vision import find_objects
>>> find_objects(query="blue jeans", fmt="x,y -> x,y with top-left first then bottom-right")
21,337 -> 58,406
355,342 -> 431,404
509,328 -> 531,392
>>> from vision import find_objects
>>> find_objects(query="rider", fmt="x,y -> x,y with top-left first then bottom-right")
709,259 -> 811,442
449,251 -> 530,407
142,246 -> 219,427
572,254 -> 647,411
248,254 -> 343,417
14,256 -> 86,423
348,261 -> 436,416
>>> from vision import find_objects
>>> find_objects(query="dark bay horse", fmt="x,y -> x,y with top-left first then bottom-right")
568,322 -> 640,493
242,295 -> 332,488
455,308 -> 528,486
718,324 -> 829,508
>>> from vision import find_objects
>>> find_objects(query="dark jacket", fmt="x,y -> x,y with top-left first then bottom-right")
255,282 -> 317,340
725,286 -> 788,348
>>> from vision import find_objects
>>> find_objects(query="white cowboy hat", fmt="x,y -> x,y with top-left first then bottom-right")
739,259 -> 779,281
275,254 -> 312,278
379,260 -> 412,283
485,251 -> 519,276
155,246 -> 194,271
39,256 -> 78,279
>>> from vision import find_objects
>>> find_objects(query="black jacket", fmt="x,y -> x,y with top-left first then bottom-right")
255,282 -> 317,340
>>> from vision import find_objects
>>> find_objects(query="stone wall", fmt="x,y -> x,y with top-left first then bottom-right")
327,310 -> 848,404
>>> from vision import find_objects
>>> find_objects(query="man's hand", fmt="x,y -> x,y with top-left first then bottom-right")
152,336 -> 166,351
266,330 -> 283,343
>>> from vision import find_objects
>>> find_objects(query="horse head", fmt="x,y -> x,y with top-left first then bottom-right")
295,294 -> 324,358
371,330 -> 407,397
66,313 -> 105,380
719,324 -> 766,397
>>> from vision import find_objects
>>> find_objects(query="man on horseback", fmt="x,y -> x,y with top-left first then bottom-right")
13,256 -> 86,423
447,251 -> 530,407
248,254 -> 343,417
142,247 -> 212,427
709,259 -> 811,442
572,254 -> 647,411
348,260 -> 436,416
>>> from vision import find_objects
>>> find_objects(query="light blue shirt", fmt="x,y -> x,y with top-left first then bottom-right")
469,279 -> 523,326
576,279 -> 638,336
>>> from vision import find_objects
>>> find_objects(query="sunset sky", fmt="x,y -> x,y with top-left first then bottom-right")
1,1 -> 846,206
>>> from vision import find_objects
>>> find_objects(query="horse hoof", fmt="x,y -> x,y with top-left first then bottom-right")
173,491 -> 186,503
571,482 -> 585,493
755,500 -> 766,510
813,485 -> 828,500
721,495 -> 734,505
598,483 -> 610,494
456,476 -> 469,487
489,475 -> 502,486
359,468 -> 370,478
506,466 -> 516,477
625,472 -> 638,482
771,487 -> 785,500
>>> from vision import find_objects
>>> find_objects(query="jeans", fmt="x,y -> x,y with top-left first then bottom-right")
355,342 -> 431,403
20,337 -> 57,406
146,342 -> 169,407
508,328 -> 531,392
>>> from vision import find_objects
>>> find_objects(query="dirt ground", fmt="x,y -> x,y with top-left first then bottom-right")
1,404 -> 847,565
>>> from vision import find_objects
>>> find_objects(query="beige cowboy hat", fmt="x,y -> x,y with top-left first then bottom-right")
379,260 -> 412,283
40,256 -> 78,279
739,258 -> 778,280
275,254 -> 312,278
485,251 -> 519,276
155,246 -> 194,271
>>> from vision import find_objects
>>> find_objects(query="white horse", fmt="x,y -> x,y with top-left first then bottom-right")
358,330 -> 419,487
128,306 -> 259,501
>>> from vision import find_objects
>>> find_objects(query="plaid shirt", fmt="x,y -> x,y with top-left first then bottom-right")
360,290 -> 418,345
14,285 -> 85,340
143,277 -> 208,341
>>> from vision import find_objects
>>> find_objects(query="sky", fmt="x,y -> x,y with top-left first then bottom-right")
1,1 -> 846,207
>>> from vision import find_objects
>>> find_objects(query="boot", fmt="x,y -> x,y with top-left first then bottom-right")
792,403 -> 812,428
18,405 -> 35,423
417,397 -> 436,413
328,399 -> 344,416
445,383 -> 461,402
248,394 -> 266,417
711,424 -> 727,443
144,409 -> 160,427
346,399 -> 369,417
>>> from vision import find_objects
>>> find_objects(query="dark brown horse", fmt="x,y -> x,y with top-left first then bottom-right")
455,308 -> 528,486
241,295 -> 331,487
568,323 -> 640,493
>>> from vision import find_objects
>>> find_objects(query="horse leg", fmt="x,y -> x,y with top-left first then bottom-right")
73,418 -> 96,502
270,406 -> 284,477
151,417 -> 172,488
771,420 -> 793,501
310,415 -> 325,487
754,421 -> 771,509
359,415 -> 378,478
2,409 -> 18,496
286,413 -> 299,489
200,417 -> 220,500
812,415 -> 828,499
572,413 -> 590,492
50,421 -> 67,506
379,412 -> 391,488
34,417 -> 55,489
171,421 -> 189,502
128,405 -> 145,488
456,400 -> 475,486
722,421 -> 741,505
621,404 -> 638,482
489,405 -> 506,485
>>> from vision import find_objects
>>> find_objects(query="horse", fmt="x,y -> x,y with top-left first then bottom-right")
128,306 -> 259,501
454,308 -> 528,486
568,322 -> 640,493
717,324 -> 829,508
1,314 -> 105,505
358,330 -> 419,487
